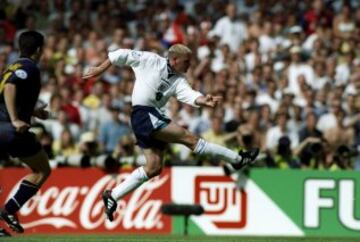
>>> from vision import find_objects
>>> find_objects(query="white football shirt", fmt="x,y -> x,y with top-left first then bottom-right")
108,49 -> 203,115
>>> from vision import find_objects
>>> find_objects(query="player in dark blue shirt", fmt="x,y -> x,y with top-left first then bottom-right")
0,31 -> 51,234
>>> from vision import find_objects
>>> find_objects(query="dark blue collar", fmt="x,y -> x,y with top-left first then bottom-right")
19,57 -> 36,64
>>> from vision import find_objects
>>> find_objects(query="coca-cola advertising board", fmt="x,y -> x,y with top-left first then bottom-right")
2,167 -> 359,237
0,168 -> 171,234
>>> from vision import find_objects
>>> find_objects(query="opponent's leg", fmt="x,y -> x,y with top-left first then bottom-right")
1,150 -> 50,233
152,122 -> 259,166
0,227 -> 11,237
103,148 -> 164,221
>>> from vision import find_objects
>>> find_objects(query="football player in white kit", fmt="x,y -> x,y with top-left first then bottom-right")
83,44 -> 259,221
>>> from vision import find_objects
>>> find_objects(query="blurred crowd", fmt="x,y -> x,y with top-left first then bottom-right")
0,0 -> 360,171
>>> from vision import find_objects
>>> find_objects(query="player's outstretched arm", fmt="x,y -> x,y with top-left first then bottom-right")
82,59 -> 112,79
195,94 -> 222,108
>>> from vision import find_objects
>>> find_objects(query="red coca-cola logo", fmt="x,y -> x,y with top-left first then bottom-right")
195,176 -> 247,229
0,168 -> 171,234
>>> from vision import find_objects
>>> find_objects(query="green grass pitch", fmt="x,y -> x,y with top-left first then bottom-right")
1,235 -> 359,242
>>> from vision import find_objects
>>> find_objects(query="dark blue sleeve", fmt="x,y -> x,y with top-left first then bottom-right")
5,68 -> 29,86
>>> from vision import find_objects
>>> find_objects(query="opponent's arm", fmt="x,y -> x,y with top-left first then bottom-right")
4,83 -> 30,132
82,59 -> 112,79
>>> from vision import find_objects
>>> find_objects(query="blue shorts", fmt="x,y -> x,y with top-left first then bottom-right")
131,105 -> 171,149
0,122 -> 42,158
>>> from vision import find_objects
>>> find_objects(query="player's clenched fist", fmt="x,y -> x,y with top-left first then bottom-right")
195,94 -> 223,108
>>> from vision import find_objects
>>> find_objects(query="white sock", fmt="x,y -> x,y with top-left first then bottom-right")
193,138 -> 241,164
111,167 -> 149,200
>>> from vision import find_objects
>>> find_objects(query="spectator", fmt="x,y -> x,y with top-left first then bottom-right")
299,111 -> 323,142
60,88 -> 82,126
303,0 -> 333,35
113,135 -> 142,166
259,21 -> 276,54
98,106 -> 130,154
323,109 -> 355,151
47,110 -> 80,142
202,115 -> 228,146
210,3 -> 248,53
52,129 -> 79,157
266,111 -> 299,151
287,45 -> 315,96
333,4 -> 356,39
267,136 -> 300,169
93,93 -> 114,129
316,99 -> 342,133
83,81 -> 104,110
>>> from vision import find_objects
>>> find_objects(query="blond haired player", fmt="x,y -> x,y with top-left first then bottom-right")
83,44 -> 259,221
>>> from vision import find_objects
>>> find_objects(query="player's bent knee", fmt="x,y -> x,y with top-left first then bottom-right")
36,165 -> 51,185
183,133 -> 199,150
144,164 -> 163,178
41,167 -> 51,180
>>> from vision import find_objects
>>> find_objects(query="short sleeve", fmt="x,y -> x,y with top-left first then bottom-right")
109,49 -> 159,68
5,69 -> 28,86
108,49 -> 162,69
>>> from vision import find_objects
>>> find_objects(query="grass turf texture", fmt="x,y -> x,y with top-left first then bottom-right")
1,235 -> 359,242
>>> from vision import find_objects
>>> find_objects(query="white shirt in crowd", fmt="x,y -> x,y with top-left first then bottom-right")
335,63 -> 350,85
256,93 -> 279,113
316,113 -> 338,133
302,33 -> 319,52
266,126 -> 299,151
40,119 -> 80,141
287,63 -> 315,95
108,49 -> 203,115
196,46 -> 228,73
210,16 -> 248,53
312,75 -> 330,90
245,52 -> 257,72
259,34 -> 276,54
244,52 -> 269,73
